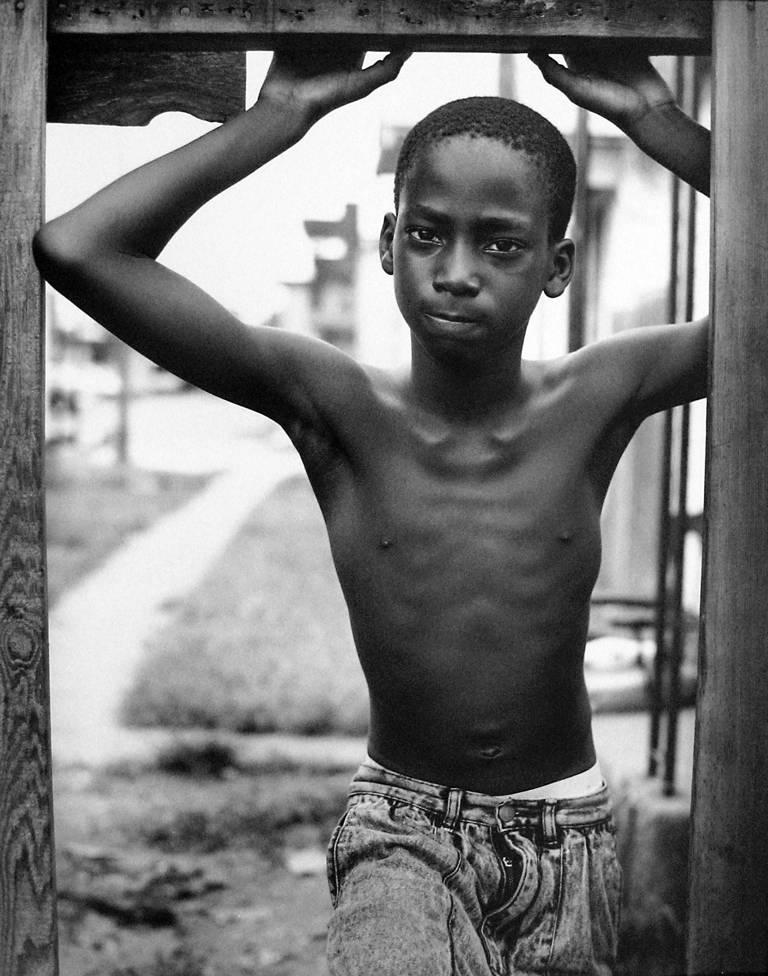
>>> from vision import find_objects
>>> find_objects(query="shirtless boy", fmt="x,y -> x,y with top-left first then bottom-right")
34,45 -> 710,975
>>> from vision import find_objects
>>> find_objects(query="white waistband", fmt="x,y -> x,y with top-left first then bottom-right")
363,755 -> 604,802
500,761 -> 604,801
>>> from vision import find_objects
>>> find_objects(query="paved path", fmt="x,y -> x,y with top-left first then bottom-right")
49,432 -> 302,766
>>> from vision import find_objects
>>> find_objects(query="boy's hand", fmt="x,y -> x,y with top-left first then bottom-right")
530,47 -> 709,198
528,50 -> 674,133
258,40 -> 410,126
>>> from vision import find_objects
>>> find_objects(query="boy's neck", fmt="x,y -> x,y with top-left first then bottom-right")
408,340 -> 528,423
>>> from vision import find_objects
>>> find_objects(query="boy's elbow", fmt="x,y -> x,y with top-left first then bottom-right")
33,219 -> 89,284
34,221 -> 67,277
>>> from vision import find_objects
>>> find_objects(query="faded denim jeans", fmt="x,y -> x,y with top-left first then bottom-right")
326,759 -> 621,975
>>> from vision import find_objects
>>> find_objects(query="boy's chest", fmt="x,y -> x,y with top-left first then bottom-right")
330,415 -> 604,590
372,434 -> 597,545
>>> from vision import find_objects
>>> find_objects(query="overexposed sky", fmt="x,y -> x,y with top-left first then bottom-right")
46,52 -> 603,329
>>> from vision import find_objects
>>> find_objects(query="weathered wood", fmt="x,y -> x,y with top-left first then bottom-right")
688,2 -> 768,971
47,47 -> 246,124
0,0 -> 59,973
47,0 -> 711,53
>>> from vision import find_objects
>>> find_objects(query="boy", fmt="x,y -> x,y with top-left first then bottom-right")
34,45 -> 710,975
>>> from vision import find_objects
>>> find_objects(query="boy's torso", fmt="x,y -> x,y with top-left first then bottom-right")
293,353 -> 638,795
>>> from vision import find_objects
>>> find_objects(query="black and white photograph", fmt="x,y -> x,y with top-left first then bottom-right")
1,2 -> 763,974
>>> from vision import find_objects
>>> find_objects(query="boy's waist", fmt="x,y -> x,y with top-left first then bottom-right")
349,755 -> 613,833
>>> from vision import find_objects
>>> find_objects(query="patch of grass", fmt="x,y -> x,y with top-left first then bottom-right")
131,770 -> 350,856
107,947 -> 208,976
155,740 -> 239,779
122,475 -> 368,736
45,456 -> 210,607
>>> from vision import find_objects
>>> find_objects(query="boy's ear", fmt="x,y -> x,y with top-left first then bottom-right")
379,212 -> 396,276
544,238 -> 575,298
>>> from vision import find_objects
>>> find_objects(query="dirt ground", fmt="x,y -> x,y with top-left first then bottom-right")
54,760 -> 350,976
52,715 -> 694,976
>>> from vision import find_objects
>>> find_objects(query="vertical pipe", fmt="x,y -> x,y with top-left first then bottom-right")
663,56 -> 699,797
649,377 -> 674,774
116,341 -> 131,466
649,57 -> 684,778
568,107 -> 590,352
688,2 -> 768,969
663,398 -> 690,796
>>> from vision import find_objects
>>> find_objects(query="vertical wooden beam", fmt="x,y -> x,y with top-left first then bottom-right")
688,2 -> 768,971
0,0 -> 59,973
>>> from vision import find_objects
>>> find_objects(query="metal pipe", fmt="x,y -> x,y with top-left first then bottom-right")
664,56 -> 701,795
664,398 -> 692,795
649,56 -> 684,777
568,107 -> 591,352
650,410 -> 674,776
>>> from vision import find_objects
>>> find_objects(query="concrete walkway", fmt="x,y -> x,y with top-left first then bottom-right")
49,435 -> 302,766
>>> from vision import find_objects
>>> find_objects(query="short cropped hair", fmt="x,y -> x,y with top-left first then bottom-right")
394,96 -> 576,242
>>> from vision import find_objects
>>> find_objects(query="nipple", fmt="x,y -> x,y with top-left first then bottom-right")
558,530 -> 573,544
378,537 -> 394,550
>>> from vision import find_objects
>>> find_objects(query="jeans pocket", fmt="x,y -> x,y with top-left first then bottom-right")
484,830 -> 540,939
593,825 -> 623,955
326,807 -> 353,908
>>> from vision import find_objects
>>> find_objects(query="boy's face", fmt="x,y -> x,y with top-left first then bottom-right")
380,136 -> 573,364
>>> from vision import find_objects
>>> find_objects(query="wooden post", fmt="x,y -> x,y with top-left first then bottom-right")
0,0 -> 59,973
688,2 -> 768,971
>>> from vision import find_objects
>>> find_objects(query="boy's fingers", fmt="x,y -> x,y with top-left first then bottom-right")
528,52 -> 584,96
528,52 -> 568,81
352,50 -> 412,97
386,50 -> 413,70
365,51 -> 412,82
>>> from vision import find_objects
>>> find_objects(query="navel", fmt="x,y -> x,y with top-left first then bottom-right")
480,745 -> 503,761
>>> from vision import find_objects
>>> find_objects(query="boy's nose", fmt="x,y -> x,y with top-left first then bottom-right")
433,245 -> 480,297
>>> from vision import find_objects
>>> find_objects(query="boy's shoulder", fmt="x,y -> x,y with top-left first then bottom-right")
524,326 -> 663,415
544,319 -> 708,422
523,340 -> 619,397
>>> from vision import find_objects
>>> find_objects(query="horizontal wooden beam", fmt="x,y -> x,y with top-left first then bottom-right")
48,0 -> 711,54
47,49 -> 246,124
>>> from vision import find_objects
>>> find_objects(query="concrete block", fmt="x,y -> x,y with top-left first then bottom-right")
612,777 -> 691,976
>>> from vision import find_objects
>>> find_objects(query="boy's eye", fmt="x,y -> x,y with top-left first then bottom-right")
485,239 -> 522,254
406,227 -> 442,245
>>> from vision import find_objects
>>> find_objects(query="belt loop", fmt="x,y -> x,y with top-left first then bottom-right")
540,800 -> 559,848
442,788 -> 463,830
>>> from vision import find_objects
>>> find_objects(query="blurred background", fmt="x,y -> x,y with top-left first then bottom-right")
45,51 -> 709,976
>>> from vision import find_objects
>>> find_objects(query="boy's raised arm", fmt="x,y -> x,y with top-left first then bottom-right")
34,44 -> 409,424
530,49 -> 711,418
529,51 -> 710,197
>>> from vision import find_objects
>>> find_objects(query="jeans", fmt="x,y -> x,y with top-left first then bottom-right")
326,759 -> 621,975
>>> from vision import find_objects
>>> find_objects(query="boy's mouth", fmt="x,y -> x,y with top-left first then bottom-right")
424,309 -> 480,330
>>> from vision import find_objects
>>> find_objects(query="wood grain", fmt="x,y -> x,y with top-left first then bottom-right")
48,47 -> 246,125
47,0 -> 711,53
0,0 -> 59,973
688,2 -> 768,971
